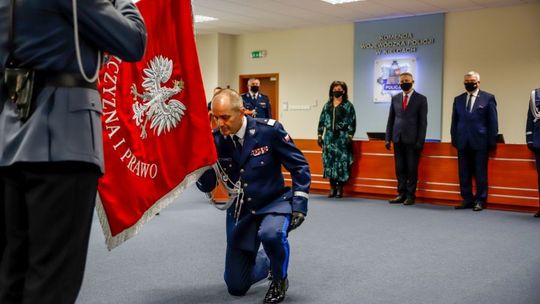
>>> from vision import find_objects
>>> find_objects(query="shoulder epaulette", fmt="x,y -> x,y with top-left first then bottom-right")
266,119 -> 276,126
255,118 -> 277,127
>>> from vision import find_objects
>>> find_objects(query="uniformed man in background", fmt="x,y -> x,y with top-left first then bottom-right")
241,78 -> 272,119
197,89 -> 310,304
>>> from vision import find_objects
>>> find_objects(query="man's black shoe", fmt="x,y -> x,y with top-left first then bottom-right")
454,202 -> 473,209
403,198 -> 415,205
263,278 -> 288,304
388,195 -> 405,204
473,202 -> 483,211
534,211 -> 540,218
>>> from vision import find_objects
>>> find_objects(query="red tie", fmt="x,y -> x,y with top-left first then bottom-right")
403,94 -> 409,111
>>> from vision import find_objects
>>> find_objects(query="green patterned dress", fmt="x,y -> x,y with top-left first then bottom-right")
317,100 -> 356,182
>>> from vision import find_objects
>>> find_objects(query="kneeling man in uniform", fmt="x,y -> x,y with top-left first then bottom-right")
197,89 -> 311,304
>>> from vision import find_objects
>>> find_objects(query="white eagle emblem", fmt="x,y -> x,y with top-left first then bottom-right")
131,55 -> 186,139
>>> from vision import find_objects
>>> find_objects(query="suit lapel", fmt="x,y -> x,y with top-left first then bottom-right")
401,92 -> 414,113
471,91 -> 483,113
460,93 -> 469,114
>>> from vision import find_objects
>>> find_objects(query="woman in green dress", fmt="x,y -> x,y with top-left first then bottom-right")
317,81 -> 357,198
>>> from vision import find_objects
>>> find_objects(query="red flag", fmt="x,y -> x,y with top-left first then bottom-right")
97,0 -> 216,249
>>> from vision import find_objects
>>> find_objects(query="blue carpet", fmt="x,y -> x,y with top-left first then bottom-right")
77,187 -> 540,304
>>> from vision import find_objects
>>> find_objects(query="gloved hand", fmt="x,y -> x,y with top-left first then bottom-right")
288,212 -> 305,231
528,143 -> 535,152
384,141 -> 391,151
317,136 -> 323,148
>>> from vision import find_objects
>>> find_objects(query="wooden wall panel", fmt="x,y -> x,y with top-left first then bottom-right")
289,140 -> 539,213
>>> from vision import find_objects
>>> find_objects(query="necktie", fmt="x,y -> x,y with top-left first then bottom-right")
466,94 -> 473,112
402,94 -> 409,111
232,135 -> 242,155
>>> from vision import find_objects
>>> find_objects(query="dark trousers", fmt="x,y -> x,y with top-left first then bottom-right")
224,213 -> 290,296
457,146 -> 488,204
534,149 -> 540,204
0,162 -> 99,304
393,142 -> 421,199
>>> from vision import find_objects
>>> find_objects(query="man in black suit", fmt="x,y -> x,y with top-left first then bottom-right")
451,71 -> 498,211
385,72 -> 428,205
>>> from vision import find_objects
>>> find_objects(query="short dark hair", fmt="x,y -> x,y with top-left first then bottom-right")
399,72 -> 414,79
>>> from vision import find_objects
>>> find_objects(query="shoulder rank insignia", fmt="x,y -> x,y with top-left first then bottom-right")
283,134 -> 291,142
266,119 -> 276,126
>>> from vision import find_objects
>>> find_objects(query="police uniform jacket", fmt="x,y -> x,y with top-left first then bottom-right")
241,92 -> 272,119
526,88 -> 540,148
0,0 -> 147,173
197,116 -> 311,252
451,90 -> 498,151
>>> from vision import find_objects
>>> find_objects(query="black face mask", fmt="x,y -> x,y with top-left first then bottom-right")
332,91 -> 344,98
464,82 -> 477,92
400,82 -> 413,92
250,86 -> 259,93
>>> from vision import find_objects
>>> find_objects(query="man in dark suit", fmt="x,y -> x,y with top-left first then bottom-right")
385,72 -> 428,205
451,71 -> 498,211
526,87 -> 540,217
197,89 -> 310,304
241,78 -> 272,119
0,1 -> 146,303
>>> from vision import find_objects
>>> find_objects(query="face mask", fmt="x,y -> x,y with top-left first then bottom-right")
400,82 -> 413,91
332,91 -> 344,98
464,82 -> 477,92
250,86 -> 259,93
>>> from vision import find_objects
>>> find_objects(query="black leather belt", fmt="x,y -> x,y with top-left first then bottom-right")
37,72 -> 97,90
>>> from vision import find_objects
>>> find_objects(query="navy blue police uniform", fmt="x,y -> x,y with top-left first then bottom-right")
197,116 -> 310,296
526,88 -> 540,213
241,92 -> 272,119
0,0 -> 146,302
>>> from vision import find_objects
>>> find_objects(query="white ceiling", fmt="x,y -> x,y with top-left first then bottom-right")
193,0 -> 539,35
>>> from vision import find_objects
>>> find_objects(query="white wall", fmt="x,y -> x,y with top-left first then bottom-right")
234,24 -> 354,139
195,33 -> 218,103
442,3 -> 540,143
197,2 -> 540,143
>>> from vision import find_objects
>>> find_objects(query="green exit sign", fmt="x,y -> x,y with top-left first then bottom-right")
251,50 -> 267,59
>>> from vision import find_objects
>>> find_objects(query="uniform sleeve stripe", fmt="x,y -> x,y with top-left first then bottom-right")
294,191 -> 309,199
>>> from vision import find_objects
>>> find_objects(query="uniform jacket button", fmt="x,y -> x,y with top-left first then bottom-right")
247,197 -> 252,202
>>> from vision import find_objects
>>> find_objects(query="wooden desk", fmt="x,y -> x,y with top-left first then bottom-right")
285,140 -> 539,213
